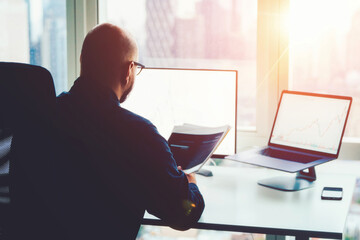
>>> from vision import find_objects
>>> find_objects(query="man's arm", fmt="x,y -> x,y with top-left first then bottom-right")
133,121 -> 205,230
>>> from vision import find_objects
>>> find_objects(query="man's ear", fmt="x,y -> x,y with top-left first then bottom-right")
125,62 -> 134,84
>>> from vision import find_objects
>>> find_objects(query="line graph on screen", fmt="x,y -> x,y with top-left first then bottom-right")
271,97 -> 350,154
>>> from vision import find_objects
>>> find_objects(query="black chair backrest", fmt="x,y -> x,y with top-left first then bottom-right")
0,62 -> 57,239
0,62 -> 55,128
0,129 -> 11,172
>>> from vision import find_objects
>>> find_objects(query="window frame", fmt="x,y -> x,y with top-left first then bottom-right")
237,0 -> 289,151
66,0 -> 98,87
66,0 -> 360,159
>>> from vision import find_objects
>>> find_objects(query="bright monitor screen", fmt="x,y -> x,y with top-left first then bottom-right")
122,68 -> 237,155
270,92 -> 351,155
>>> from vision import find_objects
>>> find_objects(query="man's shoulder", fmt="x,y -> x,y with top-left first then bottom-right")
56,91 -> 161,139
116,106 -> 156,132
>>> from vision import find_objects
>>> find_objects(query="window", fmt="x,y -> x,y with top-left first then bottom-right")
289,0 -> 360,139
0,0 -> 67,95
99,0 -> 258,129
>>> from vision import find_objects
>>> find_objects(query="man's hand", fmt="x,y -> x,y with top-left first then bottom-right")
177,166 -> 197,185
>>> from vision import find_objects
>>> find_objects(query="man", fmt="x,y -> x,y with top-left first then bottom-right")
54,23 -> 204,239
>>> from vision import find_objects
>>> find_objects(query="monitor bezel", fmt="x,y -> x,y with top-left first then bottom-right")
268,90 -> 352,158
134,67 -> 238,157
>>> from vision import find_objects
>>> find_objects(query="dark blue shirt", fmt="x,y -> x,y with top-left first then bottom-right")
54,77 -> 204,240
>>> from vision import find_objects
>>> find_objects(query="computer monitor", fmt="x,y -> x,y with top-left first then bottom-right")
122,68 -> 238,156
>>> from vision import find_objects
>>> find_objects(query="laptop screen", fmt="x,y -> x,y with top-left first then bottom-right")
269,91 -> 352,155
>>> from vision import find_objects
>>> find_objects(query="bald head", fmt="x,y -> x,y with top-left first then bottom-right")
80,23 -> 138,86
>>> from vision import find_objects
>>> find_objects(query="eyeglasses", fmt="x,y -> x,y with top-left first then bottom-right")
133,61 -> 145,75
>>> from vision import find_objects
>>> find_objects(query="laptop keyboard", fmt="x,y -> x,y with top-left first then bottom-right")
261,148 -> 320,163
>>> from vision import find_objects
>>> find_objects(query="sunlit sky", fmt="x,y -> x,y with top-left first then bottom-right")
289,0 -> 360,43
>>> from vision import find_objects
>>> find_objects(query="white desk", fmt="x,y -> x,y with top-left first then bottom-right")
143,165 -> 356,239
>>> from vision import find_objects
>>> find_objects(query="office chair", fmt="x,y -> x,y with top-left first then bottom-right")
0,62 -> 58,240
0,105 -> 11,239
0,112 -> 11,188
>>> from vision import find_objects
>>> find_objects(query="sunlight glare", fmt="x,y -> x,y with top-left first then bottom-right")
290,0 -> 349,44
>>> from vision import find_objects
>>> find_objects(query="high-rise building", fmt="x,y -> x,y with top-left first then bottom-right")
41,0 -> 67,94
346,10 -> 360,74
173,14 -> 205,59
146,0 -> 176,63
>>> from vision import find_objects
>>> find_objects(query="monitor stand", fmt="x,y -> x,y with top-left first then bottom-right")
257,167 -> 316,191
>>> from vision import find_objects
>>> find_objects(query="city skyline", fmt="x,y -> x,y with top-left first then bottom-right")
289,0 -> 360,137
1,0 -> 359,136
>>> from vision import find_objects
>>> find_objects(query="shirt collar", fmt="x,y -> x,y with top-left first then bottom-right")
70,77 -> 120,105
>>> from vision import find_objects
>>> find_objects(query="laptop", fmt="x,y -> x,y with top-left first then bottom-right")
226,90 -> 352,173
